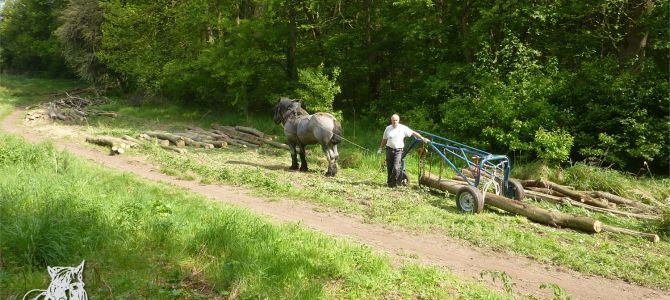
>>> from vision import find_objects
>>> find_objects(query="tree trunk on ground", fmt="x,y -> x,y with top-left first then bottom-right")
602,224 -> 659,243
591,191 -> 656,213
420,173 -> 603,233
522,179 -> 612,208
524,190 -> 659,220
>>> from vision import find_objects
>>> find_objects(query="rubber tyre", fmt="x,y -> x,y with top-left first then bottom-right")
456,185 -> 484,213
504,178 -> 525,201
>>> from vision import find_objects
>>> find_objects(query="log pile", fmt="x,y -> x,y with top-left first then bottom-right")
420,173 -> 662,242
519,179 -> 659,219
135,124 -> 288,154
85,124 -> 287,156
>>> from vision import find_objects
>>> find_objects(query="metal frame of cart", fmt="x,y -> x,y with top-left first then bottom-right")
402,130 -> 524,213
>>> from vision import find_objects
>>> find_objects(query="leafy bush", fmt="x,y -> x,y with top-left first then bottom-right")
533,127 -> 574,164
295,63 -> 342,118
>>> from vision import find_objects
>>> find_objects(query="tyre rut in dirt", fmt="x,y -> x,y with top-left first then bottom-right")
456,185 -> 484,213
504,178 -> 525,201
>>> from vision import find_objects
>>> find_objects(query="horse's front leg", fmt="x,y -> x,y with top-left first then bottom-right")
288,142 -> 299,170
322,144 -> 337,177
298,144 -> 308,172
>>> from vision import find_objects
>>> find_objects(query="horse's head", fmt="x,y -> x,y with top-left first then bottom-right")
274,97 -> 305,124
44,260 -> 87,300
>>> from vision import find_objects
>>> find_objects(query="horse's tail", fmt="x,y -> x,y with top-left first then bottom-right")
331,119 -> 342,145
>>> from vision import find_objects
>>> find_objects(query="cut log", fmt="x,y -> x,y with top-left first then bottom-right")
527,187 -> 567,198
263,139 -> 290,151
420,173 -> 602,233
231,138 -> 259,148
202,140 -> 228,148
145,131 -> 186,148
85,136 -> 128,155
601,225 -> 660,243
591,191 -> 656,213
160,144 -> 187,154
235,125 -> 268,139
121,135 -> 142,145
522,179 -> 612,209
212,125 -> 265,145
524,190 -> 659,220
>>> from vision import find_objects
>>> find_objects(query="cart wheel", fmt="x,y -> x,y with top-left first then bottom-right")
504,179 -> 525,201
456,185 -> 484,213
399,171 -> 410,186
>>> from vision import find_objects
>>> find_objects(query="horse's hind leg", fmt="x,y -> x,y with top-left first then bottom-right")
323,145 -> 337,177
289,143 -> 299,170
331,144 -> 338,176
298,145 -> 308,172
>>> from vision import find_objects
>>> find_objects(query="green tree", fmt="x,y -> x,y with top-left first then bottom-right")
0,0 -> 70,76
55,0 -> 109,83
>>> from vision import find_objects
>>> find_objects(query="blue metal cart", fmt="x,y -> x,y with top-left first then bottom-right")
402,130 -> 524,213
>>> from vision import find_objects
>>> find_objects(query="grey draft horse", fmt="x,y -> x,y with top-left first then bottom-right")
273,97 -> 342,176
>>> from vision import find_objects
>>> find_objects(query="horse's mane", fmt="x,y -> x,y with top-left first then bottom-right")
278,98 -> 309,124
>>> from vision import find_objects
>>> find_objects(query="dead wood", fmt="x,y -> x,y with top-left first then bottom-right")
145,131 -> 187,147
235,125 -> 270,139
121,135 -> 142,145
591,191 -> 656,213
420,173 -> 603,233
212,125 -> 265,145
527,187 -> 567,197
160,144 -> 187,154
522,179 -> 612,209
263,139 -> 290,151
601,225 -> 660,243
85,136 -> 129,155
524,190 -> 659,220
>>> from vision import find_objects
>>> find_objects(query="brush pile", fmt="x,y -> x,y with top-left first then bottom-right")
26,87 -> 117,122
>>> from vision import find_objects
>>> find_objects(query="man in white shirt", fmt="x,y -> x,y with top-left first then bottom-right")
377,114 -> 429,187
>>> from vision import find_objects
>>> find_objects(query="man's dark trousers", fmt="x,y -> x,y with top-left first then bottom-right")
386,146 -> 403,187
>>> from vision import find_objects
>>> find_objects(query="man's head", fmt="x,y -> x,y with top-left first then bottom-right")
390,114 -> 400,128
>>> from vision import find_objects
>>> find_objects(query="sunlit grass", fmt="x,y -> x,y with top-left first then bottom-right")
0,134 -> 505,299
2,74 -> 670,292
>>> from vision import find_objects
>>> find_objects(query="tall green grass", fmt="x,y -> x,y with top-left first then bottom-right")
2,74 -> 669,293
0,134 -> 504,299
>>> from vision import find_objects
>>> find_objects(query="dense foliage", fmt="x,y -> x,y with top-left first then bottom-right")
0,0 -> 667,172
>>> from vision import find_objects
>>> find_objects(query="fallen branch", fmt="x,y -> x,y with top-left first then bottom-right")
601,224 -> 660,243
522,179 -> 612,209
591,191 -> 657,213
524,190 -> 659,220
160,144 -> 187,154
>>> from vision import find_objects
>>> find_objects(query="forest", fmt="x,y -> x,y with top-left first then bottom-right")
0,0 -> 668,173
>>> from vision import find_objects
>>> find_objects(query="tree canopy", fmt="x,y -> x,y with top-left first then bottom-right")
1,0 -> 668,172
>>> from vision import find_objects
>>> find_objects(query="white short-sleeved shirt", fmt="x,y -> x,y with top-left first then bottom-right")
383,124 -> 414,149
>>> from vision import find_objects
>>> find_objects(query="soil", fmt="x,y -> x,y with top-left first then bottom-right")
3,109 -> 669,300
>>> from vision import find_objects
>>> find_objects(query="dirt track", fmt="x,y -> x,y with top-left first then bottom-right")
3,109 -> 669,300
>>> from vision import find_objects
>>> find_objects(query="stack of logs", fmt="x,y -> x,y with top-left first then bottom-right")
420,173 -> 662,242
85,124 -> 289,155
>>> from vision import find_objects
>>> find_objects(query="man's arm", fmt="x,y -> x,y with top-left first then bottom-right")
412,131 -> 430,143
377,138 -> 387,154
